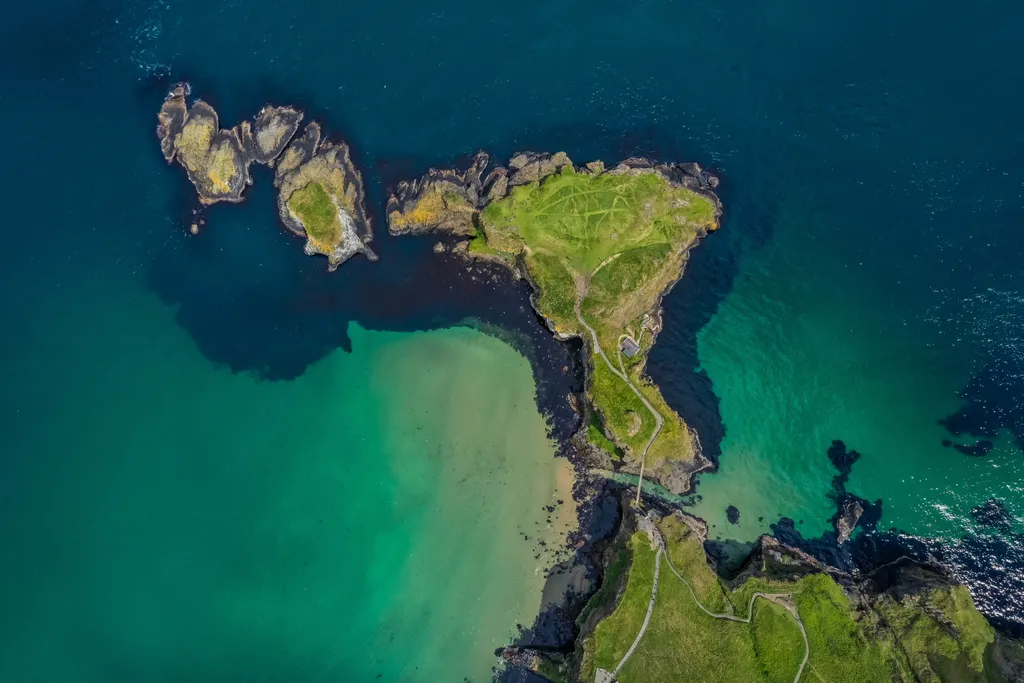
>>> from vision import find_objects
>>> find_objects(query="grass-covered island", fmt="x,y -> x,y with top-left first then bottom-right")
156,84 -> 375,270
388,152 -> 721,494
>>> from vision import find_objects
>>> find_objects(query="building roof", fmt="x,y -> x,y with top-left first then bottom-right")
620,336 -> 641,358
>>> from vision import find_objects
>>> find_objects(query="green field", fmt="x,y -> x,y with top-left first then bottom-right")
476,166 -> 717,487
287,181 -> 341,248
578,514 -> 1005,683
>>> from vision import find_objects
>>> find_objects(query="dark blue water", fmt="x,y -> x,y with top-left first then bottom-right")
3,0 -> 1024,674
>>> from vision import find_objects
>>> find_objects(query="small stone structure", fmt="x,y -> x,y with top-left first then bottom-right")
620,336 -> 641,358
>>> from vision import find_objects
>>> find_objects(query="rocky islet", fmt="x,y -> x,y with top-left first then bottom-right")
156,84 -> 375,270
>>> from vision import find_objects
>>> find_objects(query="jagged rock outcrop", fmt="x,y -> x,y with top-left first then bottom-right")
836,498 -> 865,544
386,152 -> 493,236
156,84 -> 374,270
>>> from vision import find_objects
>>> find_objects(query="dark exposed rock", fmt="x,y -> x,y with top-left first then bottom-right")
386,152 -> 491,236
726,504 -> 740,525
836,498 -> 864,544
156,84 -> 188,162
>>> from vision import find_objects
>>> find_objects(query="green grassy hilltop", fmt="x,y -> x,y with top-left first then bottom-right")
474,166 -> 718,487
576,514 -> 1011,683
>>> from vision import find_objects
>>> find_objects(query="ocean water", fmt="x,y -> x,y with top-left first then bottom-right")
3,0 -> 1024,677
0,272 -> 575,682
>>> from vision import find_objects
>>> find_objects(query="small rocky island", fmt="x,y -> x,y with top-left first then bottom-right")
156,84 -> 375,270
388,152 -> 721,495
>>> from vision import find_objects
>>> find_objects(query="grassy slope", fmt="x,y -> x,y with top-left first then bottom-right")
579,515 -> 1001,683
478,167 -> 716,478
288,182 -> 341,248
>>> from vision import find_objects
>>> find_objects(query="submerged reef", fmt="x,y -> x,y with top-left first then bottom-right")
156,84 -> 375,270
389,152 -> 721,495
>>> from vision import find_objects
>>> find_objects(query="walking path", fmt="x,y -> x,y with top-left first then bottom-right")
573,295 -> 663,506
662,553 -> 809,683
604,518 -> 809,683
611,547 -> 662,677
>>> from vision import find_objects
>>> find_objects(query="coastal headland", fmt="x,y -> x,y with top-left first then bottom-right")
385,153 -> 1023,683
388,152 -> 721,497
156,84 -> 376,270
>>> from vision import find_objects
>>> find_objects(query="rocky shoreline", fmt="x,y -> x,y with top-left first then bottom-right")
156,84 -> 375,270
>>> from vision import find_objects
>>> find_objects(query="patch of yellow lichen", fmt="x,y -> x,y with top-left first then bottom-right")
175,119 -> 214,173
389,188 -> 448,230
206,142 -> 238,194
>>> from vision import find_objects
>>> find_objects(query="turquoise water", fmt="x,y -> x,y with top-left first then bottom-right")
688,215 -> 1022,542
0,270 -> 573,682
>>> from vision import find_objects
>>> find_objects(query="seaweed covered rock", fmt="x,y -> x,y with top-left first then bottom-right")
156,83 -> 374,270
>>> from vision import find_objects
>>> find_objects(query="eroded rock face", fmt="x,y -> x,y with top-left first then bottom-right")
387,151 -> 723,241
156,83 -> 374,270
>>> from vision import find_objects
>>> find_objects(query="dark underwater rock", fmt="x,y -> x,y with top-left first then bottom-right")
726,504 -> 740,525
972,498 -> 1012,532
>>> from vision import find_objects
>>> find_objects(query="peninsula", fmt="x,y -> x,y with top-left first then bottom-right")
156,84 -> 375,270
388,152 -> 720,495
